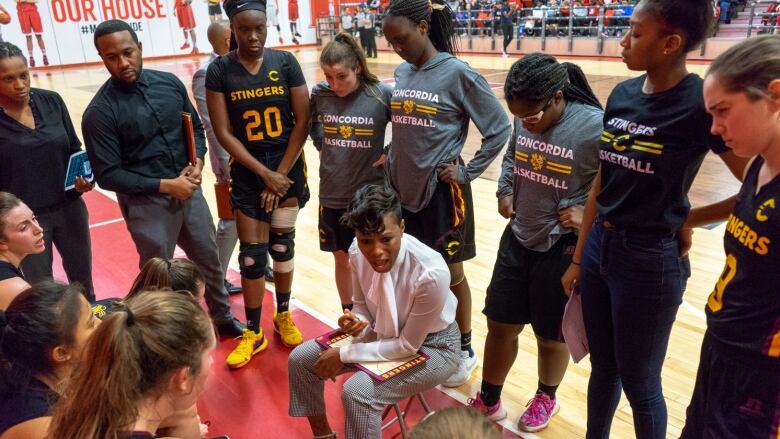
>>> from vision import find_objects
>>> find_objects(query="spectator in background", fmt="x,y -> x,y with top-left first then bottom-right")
363,5 -> 378,57
572,1 -> 588,35
356,4 -> 367,49
720,0 -> 730,23
500,0 -> 515,57
341,8 -> 355,36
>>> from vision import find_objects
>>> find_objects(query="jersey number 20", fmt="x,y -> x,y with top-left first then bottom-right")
243,107 -> 283,141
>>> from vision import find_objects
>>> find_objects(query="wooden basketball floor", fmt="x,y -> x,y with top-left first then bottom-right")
43,48 -> 740,438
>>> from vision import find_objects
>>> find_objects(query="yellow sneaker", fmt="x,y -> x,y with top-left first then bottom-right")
226,328 -> 267,369
273,311 -> 303,347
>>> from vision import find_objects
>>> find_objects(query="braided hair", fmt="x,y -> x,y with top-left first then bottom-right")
384,0 -> 459,55
0,42 -> 24,63
504,53 -> 602,110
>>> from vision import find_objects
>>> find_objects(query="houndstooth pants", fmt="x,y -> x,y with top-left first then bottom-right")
288,322 -> 460,439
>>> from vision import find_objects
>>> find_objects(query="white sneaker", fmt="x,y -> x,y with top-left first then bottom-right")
501,51 -> 509,58
442,350 -> 477,388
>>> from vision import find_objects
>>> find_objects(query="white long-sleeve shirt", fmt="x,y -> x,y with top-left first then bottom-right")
339,234 -> 458,363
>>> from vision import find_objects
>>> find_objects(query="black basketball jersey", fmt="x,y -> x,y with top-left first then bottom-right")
706,156 -> 780,359
205,48 -> 306,154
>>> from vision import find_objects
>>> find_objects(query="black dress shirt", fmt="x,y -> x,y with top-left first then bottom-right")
0,89 -> 82,211
82,69 -> 207,194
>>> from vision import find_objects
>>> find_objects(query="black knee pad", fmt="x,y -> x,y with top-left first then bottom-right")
269,230 -> 295,262
238,242 -> 268,279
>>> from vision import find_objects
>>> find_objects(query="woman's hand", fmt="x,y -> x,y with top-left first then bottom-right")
561,263 -> 580,297
498,196 -> 514,219
314,347 -> 343,381
558,205 -> 584,230
338,309 -> 368,337
74,176 -> 94,193
371,153 -> 386,168
436,162 -> 460,183
259,189 -> 280,213
262,170 -> 293,197
677,228 -> 693,257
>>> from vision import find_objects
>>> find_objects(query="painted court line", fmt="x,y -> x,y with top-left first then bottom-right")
681,299 -> 707,321
89,217 -> 125,229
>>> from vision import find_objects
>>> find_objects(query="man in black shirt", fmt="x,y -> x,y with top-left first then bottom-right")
82,19 -> 243,337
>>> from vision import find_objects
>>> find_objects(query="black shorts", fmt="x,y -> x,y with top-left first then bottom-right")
681,332 -> 780,439
229,149 -> 310,223
482,225 -> 576,341
402,180 -> 475,264
318,205 -> 354,252
208,2 -> 221,14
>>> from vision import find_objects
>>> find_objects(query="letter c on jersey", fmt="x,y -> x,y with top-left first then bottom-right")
756,198 -> 775,222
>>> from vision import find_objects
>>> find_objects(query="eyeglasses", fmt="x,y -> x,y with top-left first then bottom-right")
520,98 -> 553,124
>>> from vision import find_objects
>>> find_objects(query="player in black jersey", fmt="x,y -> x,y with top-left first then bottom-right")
681,35 -> 780,439
206,0 -> 310,368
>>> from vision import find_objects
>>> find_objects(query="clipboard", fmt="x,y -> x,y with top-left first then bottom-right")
562,284 -> 589,363
315,329 -> 429,381
214,181 -> 234,220
64,150 -> 94,190
182,112 -> 197,166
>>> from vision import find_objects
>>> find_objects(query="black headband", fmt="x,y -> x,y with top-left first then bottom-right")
224,0 -> 266,19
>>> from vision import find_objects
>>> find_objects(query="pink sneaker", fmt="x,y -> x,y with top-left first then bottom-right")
518,392 -> 560,432
467,391 -> 507,422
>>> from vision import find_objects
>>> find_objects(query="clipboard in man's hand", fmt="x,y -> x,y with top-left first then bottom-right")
182,112 -> 197,166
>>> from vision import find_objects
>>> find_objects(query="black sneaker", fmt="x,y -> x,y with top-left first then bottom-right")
215,317 -> 245,338
223,279 -> 242,295
264,266 -> 274,283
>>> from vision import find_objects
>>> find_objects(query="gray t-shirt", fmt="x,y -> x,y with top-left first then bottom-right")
310,81 -> 392,209
388,52 -> 511,212
497,101 -> 602,251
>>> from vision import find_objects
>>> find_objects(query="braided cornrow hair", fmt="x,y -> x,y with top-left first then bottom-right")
504,53 -> 602,110
0,42 -> 24,63
385,0 -> 459,55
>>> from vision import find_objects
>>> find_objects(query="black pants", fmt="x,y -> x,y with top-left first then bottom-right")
358,27 -> 367,50
22,197 -> 94,299
502,23 -> 513,52
117,188 -> 233,324
364,27 -> 377,57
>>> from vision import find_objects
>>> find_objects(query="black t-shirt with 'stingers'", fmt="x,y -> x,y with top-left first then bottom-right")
205,48 -> 306,156
597,74 -> 728,236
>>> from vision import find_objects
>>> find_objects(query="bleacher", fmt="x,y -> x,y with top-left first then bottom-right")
317,0 -> 778,60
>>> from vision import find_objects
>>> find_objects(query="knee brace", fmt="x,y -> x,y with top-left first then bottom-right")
270,206 -> 299,273
238,242 -> 268,280
269,230 -> 295,274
